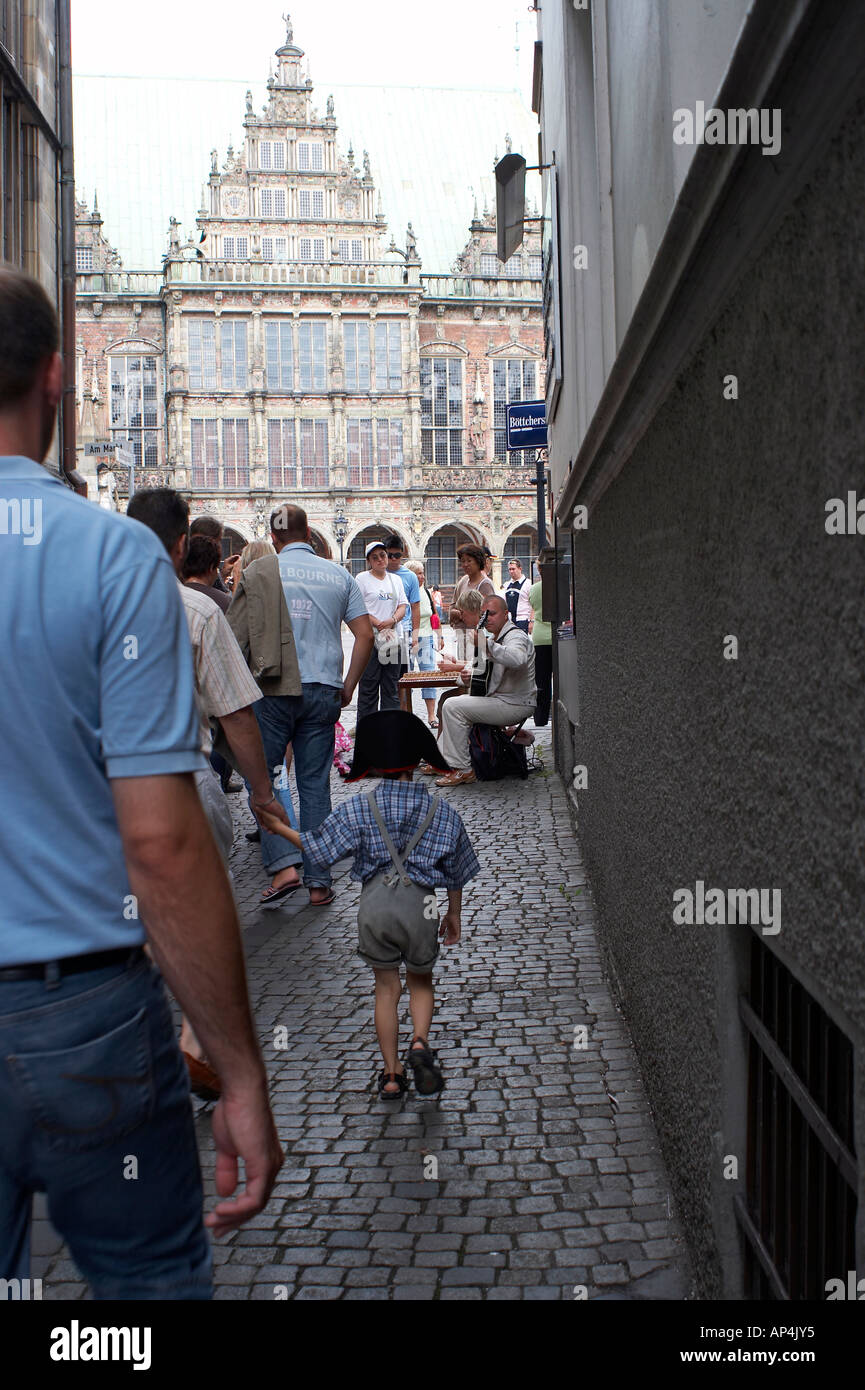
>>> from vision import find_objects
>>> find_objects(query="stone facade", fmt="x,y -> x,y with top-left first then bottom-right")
74,20 -> 544,588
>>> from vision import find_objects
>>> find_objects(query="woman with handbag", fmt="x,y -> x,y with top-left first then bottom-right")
406,560 -> 444,728
355,541 -> 408,721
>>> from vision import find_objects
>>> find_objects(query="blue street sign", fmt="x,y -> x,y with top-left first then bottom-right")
506,399 -> 548,451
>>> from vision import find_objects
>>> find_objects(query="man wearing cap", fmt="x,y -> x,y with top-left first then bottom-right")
355,541 -> 408,721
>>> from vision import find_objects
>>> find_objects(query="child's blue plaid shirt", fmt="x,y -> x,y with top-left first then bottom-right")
299,781 -> 480,890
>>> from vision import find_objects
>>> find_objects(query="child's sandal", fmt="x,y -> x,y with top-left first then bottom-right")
407,1037 -> 445,1096
378,1069 -> 408,1099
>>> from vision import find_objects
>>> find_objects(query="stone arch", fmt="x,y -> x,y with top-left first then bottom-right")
500,521 -> 539,586
308,529 -> 332,560
421,521 -> 491,600
345,523 -> 411,577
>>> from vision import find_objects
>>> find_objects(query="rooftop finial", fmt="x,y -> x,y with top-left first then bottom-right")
282,11 -> 293,45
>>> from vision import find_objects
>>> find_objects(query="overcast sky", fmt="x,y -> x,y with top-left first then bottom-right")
71,0 -> 537,95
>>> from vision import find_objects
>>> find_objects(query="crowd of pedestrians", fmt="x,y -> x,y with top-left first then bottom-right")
0,264 -> 555,1300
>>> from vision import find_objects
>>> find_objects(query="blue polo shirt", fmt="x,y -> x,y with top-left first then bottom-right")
396,565 -> 421,637
277,542 -> 368,687
0,456 -> 205,966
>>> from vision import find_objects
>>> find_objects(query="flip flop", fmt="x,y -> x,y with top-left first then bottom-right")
308,889 -> 336,907
260,878 -> 301,904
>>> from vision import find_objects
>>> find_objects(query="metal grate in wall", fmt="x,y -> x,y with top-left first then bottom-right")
735,936 -> 857,1299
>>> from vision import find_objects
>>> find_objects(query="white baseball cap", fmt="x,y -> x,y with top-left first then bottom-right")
365,540 -> 387,557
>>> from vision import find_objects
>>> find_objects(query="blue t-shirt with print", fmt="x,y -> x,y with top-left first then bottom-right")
278,542 -> 368,687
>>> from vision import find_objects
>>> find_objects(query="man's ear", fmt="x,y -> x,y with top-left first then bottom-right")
170,532 -> 188,576
44,352 -> 64,408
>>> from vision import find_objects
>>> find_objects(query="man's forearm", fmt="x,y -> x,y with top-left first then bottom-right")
447,888 -> 462,915
219,706 -> 272,801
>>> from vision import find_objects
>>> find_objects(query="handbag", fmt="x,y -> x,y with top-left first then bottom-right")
425,586 -> 441,630
373,575 -> 402,659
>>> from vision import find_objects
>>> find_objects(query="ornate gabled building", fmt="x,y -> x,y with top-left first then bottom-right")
74,19 -> 544,590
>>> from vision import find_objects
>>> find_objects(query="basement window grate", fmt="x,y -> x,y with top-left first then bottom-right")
735,936 -> 857,1300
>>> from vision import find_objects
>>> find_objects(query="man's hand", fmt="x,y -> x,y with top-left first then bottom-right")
460,670 -> 471,686
251,793 -> 290,830
206,1080 -> 284,1237
439,913 -> 461,947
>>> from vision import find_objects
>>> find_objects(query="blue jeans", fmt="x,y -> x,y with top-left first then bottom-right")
254,683 -> 343,887
0,953 -> 211,1300
415,634 -> 438,702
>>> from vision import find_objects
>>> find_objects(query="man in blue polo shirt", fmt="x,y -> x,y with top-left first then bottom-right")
0,267 -> 282,1299
228,504 -> 373,906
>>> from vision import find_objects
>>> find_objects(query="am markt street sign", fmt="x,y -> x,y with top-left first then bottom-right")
506,400 -> 548,452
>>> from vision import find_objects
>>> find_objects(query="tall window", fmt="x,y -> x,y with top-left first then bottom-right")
222,419 -> 250,488
220,322 -> 248,390
109,356 -> 159,469
298,322 -> 327,391
375,322 -> 402,390
377,419 -> 404,488
346,418 -> 374,487
494,359 -> 537,465
297,141 -> 324,171
222,236 -> 248,260
259,140 -> 286,170
265,323 -> 294,392
343,323 -> 371,391
260,189 -> 286,218
338,239 -> 364,263
189,320 -> 248,391
190,419 -> 248,488
190,419 -> 219,487
262,236 -> 288,262
268,419 -> 297,488
529,254 -> 543,277
424,535 -> 458,588
503,534 -> 534,581
347,418 -> 404,488
76,246 -> 93,272
421,357 -> 463,465
188,321 -> 217,391
480,253 -> 498,276
299,420 -> 329,487
298,189 -> 325,218
299,237 -> 326,263
503,255 -> 523,278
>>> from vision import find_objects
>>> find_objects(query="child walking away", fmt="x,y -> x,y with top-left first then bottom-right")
257,711 -> 479,1098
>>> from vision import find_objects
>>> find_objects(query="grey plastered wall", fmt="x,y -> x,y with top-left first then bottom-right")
566,96 -> 865,1297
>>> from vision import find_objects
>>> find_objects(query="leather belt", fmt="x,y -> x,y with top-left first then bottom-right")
0,946 -> 145,983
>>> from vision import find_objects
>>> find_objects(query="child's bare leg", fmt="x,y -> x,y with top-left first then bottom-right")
373,968 -> 404,1092
406,969 -> 435,1045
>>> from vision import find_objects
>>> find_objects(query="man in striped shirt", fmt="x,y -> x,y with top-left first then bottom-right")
127,489 -> 289,1097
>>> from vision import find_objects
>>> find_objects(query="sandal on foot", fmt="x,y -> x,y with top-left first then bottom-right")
407,1037 -> 445,1096
378,1069 -> 408,1099
260,878 -> 301,904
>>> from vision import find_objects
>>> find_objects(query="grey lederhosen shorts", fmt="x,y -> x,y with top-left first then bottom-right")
357,873 -> 439,974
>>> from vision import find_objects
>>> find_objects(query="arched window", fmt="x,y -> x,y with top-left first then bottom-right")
109,351 -> 160,470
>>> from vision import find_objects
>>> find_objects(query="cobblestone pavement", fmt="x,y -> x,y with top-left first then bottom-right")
31,672 -> 693,1302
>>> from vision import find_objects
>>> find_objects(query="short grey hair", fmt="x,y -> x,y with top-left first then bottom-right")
460,588 -> 484,614
405,560 -> 424,577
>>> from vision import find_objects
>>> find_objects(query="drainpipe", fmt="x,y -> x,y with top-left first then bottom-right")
56,0 -> 77,487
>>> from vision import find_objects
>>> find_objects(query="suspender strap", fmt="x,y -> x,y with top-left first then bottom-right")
367,791 -> 440,885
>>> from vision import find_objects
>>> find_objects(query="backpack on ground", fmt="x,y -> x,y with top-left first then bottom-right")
468,723 -> 529,782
